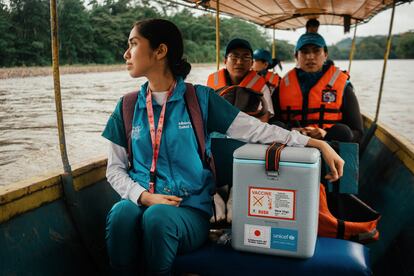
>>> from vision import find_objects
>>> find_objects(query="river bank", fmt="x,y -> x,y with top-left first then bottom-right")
0,63 -> 218,79
0,64 -> 127,79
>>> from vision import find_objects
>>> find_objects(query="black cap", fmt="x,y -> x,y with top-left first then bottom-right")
225,38 -> 253,57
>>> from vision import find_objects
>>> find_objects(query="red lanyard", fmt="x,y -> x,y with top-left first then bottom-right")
146,81 -> 176,193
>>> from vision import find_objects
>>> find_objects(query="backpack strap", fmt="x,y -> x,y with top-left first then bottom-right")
184,83 -> 216,180
122,91 -> 139,166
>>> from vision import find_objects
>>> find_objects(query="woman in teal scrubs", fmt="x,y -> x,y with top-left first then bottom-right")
102,18 -> 344,275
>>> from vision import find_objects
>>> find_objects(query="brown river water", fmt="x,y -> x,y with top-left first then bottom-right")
0,60 -> 413,186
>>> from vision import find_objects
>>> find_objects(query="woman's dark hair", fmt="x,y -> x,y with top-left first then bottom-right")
134,19 -> 191,79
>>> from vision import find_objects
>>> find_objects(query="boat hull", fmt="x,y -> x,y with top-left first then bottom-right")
1,116 -> 413,275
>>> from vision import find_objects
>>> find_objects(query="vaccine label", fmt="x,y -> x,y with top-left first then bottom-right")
248,187 -> 296,220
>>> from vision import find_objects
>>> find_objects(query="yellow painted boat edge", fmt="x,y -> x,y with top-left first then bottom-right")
72,156 -> 107,191
363,114 -> 414,173
0,157 -> 108,223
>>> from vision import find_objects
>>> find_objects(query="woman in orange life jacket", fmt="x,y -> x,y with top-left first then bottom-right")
274,32 -> 363,143
102,19 -> 345,275
252,48 -> 285,128
252,48 -> 281,95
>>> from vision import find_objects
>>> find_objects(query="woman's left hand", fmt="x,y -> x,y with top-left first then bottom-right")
302,127 -> 327,139
306,138 -> 344,182
138,191 -> 183,207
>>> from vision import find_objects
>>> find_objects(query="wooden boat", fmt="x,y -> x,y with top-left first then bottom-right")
1,0 -> 413,275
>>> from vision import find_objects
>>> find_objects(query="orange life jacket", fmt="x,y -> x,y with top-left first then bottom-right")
279,65 -> 348,129
264,71 -> 280,89
318,184 -> 380,243
207,69 -> 266,93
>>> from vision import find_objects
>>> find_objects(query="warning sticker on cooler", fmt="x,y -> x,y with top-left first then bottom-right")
244,224 -> 271,248
248,187 -> 296,220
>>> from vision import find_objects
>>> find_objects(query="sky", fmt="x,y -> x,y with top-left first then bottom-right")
268,2 -> 414,45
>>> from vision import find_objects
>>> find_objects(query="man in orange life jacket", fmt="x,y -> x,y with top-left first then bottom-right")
207,38 -> 274,122
274,32 -> 363,143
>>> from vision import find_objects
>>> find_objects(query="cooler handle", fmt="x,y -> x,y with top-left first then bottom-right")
265,142 -> 286,176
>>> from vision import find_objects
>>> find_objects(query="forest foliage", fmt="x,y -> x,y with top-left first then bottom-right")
0,0 -> 413,67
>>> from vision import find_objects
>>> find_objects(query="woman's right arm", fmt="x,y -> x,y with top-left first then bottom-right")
106,141 -> 146,205
107,142 -> 183,206
206,88 -> 344,181
225,113 -> 344,181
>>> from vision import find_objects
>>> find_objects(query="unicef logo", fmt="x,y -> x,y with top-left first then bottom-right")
273,232 -> 296,240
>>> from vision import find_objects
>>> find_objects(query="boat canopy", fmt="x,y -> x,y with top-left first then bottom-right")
178,0 -> 410,30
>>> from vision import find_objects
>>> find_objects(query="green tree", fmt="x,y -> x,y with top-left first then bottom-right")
4,2 -> 413,67
0,1 -> 16,66
89,5 -> 124,63
355,37 -> 384,59
220,18 -> 269,52
59,0 -> 95,64
274,40 -> 295,61
9,0 -> 51,66
170,10 -> 216,62
396,31 -> 414,59
328,45 -> 349,60
89,2 -> 161,64
104,0 -> 130,15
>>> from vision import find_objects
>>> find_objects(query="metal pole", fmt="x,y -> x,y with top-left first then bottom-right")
50,0 -> 71,174
374,0 -> 396,123
272,27 -> 276,58
348,22 -> 358,73
50,2 -> 100,271
215,0 -> 220,71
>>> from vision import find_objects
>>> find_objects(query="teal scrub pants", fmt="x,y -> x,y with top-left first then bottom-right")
106,200 -> 210,275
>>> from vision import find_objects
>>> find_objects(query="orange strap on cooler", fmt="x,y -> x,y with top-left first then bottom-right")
265,142 -> 286,176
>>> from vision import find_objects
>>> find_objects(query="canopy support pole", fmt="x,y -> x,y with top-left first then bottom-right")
272,27 -> 277,72
50,0 -> 71,174
360,0 -> 396,157
272,27 -> 276,58
50,0 -> 100,271
215,0 -> 220,71
374,0 -> 396,123
348,22 -> 358,74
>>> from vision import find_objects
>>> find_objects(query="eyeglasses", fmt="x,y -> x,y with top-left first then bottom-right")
227,54 -> 253,63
